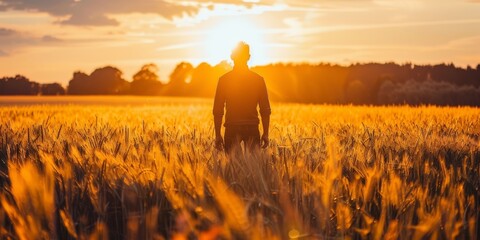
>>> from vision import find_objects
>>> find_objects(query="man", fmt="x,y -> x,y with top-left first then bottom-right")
213,42 -> 271,152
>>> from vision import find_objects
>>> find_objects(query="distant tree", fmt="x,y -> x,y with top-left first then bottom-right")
67,66 -> 128,95
57,61 -> 480,106
163,62 -> 194,96
130,64 -> 163,95
345,79 -> 367,104
378,79 -> 480,106
254,63 -> 347,103
67,72 -> 90,94
0,75 -> 40,95
41,83 -> 65,95
188,61 -> 231,97
133,64 -> 160,82
188,62 -> 214,97
89,66 -> 128,94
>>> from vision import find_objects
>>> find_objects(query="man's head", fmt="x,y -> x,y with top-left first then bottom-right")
231,41 -> 250,66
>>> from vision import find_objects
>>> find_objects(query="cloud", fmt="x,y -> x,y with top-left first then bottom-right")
0,0 -> 199,26
0,27 -> 64,55
41,35 -> 62,43
173,2 -> 289,26
189,0 -> 275,6
0,0 -> 304,27
0,27 -> 15,36
0,0 -> 338,27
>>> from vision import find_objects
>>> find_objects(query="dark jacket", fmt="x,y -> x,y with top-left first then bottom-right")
213,67 -> 271,127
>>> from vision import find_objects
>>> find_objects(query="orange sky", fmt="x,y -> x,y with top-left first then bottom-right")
1,0 -> 480,85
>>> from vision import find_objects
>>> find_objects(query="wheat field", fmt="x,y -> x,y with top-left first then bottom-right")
0,97 -> 479,239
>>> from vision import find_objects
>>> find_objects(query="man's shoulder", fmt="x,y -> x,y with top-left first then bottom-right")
248,69 -> 264,80
219,70 -> 235,80
219,69 -> 264,81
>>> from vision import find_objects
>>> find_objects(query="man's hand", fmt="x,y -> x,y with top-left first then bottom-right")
261,133 -> 269,148
215,135 -> 224,151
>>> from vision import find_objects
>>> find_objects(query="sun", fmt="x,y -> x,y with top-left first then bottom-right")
204,18 -> 268,66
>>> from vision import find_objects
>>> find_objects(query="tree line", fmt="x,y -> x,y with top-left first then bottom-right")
0,75 -> 65,95
1,62 -> 480,106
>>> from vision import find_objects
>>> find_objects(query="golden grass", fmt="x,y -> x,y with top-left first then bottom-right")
0,100 -> 479,239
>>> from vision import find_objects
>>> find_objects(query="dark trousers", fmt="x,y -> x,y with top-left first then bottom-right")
224,125 -> 260,153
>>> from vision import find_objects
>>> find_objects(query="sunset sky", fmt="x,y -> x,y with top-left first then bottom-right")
1,0 -> 480,85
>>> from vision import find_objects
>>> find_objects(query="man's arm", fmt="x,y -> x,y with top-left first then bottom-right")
261,114 -> 270,143
213,77 -> 225,150
259,77 -> 271,148
214,116 -> 223,138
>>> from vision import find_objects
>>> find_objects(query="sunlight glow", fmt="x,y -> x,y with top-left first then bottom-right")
203,18 -> 268,66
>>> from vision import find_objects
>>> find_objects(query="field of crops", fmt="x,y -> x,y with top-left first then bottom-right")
0,97 -> 479,239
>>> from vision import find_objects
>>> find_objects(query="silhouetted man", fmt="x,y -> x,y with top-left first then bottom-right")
213,42 -> 271,152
